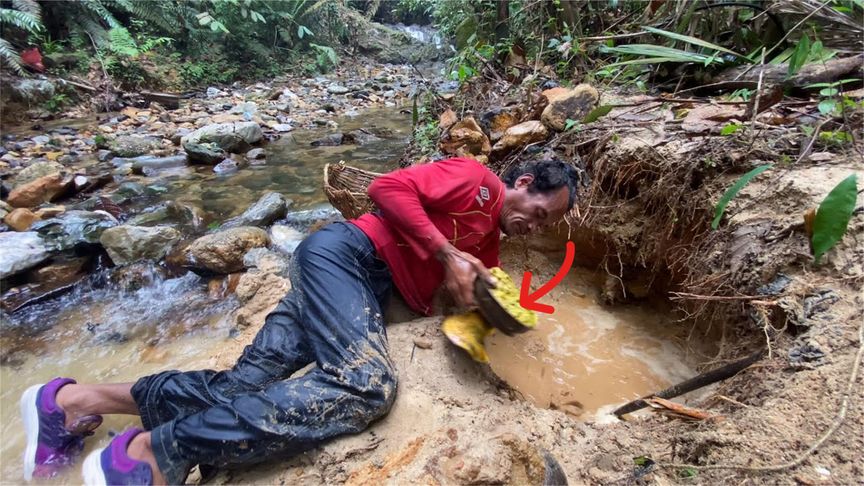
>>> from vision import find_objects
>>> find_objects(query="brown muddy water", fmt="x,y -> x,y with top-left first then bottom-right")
487,259 -> 695,420
0,107 -> 694,483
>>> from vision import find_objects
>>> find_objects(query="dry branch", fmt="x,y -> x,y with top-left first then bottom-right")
613,349 -> 765,417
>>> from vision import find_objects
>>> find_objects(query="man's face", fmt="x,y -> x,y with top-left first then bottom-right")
500,174 -> 571,236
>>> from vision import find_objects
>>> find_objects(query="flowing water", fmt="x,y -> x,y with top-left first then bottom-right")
0,108 -> 411,483
0,105 -> 694,483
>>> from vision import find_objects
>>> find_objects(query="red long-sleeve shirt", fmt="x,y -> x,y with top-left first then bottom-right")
351,157 -> 504,315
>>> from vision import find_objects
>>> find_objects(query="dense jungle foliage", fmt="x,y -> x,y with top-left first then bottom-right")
1,1 -> 861,97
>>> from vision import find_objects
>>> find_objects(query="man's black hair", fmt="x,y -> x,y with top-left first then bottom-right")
502,159 -> 580,209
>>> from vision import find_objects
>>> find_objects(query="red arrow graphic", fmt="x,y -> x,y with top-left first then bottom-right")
520,241 -> 575,314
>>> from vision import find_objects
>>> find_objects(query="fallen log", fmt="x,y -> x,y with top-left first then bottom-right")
712,54 -> 864,88
613,348 -> 765,417
138,91 -> 183,109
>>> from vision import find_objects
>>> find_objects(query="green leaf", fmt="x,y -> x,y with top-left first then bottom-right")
720,123 -> 743,136
298,25 -> 312,39
804,79 -> 859,89
819,88 -> 839,97
641,26 -> 747,60
712,164 -> 773,229
601,44 -> 720,64
812,174 -> 858,263
818,99 -> 838,115
788,34 -> 810,76
605,56 -> 697,68
564,119 -> 578,131
582,105 -> 613,124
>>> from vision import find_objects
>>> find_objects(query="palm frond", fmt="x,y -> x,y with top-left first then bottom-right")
600,44 -> 725,65
11,0 -> 40,22
0,8 -> 42,33
80,0 -> 122,29
0,37 -> 24,75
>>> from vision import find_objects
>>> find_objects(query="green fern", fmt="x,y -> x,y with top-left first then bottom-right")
0,37 -> 24,74
11,0 -> 41,22
107,27 -> 139,57
80,0 -> 122,29
0,8 -> 42,33
0,0 -> 42,74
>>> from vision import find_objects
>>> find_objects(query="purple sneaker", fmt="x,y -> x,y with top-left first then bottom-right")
82,428 -> 153,486
20,377 -> 103,480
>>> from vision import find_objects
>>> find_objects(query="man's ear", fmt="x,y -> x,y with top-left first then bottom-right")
515,173 -> 535,189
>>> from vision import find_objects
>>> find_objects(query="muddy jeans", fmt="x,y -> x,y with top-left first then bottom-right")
130,222 -> 396,484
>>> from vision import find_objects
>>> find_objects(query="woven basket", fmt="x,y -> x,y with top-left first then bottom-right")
324,161 -> 383,220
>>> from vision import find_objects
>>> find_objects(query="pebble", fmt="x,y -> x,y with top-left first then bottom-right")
327,84 -> 349,95
413,338 -> 433,349
272,124 -> 293,133
246,148 -> 266,159
213,158 -> 238,174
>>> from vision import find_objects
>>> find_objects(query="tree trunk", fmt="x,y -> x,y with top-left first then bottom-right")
495,0 -> 510,41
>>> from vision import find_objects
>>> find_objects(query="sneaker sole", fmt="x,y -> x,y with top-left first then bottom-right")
20,384 -> 41,482
82,447 -> 108,486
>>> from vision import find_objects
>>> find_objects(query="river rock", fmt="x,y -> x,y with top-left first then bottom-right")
492,120 -> 550,154
344,129 -> 382,146
243,248 -> 289,275
327,84 -> 350,95
439,117 -> 491,158
31,210 -> 118,251
96,149 -> 113,162
270,224 -> 303,255
184,142 -> 225,165
7,173 -> 69,208
481,108 -> 520,142
108,136 -> 161,158
128,201 -> 205,230
0,232 -> 51,279
0,200 -> 11,220
111,154 -> 189,175
182,226 -> 270,274
31,135 -> 51,145
222,192 -> 291,229
246,148 -> 266,159
4,208 -> 39,231
540,84 -> 599,131
27,256 -> 89,285
310,133 -> 344,146
13,161 -> 64,188
34,206 -> 65,219
272,123 -> 293,133
181,121 -> 263,154
213,158 -> 238,174
8,79 -> 55,103
100,225 -> 182,265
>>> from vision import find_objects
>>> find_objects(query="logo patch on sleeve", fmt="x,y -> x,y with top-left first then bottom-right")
475,185 -> 491,207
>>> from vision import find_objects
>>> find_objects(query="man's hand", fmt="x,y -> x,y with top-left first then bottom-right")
436,243 -> 495,309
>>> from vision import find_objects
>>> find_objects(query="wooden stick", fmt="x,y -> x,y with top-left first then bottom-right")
613,348 -> 765,417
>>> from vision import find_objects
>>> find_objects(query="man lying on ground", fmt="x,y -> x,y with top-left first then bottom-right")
21,156 -> 579,485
